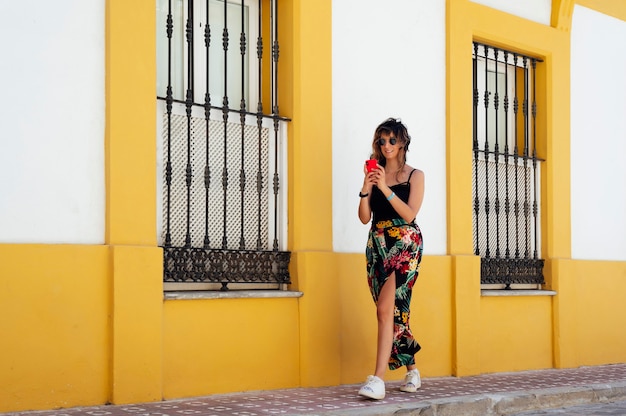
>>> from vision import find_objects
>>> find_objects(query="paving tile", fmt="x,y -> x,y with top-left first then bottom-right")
4,364 -> 626,416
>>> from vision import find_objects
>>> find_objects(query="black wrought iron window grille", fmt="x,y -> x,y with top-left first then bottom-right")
156,0 -> 291,290
472,42 -> 545,289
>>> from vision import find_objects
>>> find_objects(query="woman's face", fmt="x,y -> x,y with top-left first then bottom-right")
377,132 -> 401,160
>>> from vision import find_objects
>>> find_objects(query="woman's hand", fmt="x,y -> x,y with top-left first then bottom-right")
361,162 -> 378,193
359,162 -> 377,224
369,164 -> 389,193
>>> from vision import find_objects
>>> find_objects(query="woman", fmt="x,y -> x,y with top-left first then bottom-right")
357,118 -> 425,400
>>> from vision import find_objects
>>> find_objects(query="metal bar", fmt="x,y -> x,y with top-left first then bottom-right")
478,149 -> 544,162
239,0 -> 247,250
472,42 -> 480,256
493,47 -> 501,258
483,44 -> 491,258
256,0 -> 264,250
531,58 -> 539,259
473,42 -> 543,63
513,53 -> 520,259
203,0 -> 212,248
221,0 -> 229,249
165,0 -> 174,247
271,0 -> 278,115
184,0 -> 195,247
156,96 -> 291,121
503,50 -> 511,258
272,116 -> 279,251
523,56 -> 530,258
271,0 -> 280,251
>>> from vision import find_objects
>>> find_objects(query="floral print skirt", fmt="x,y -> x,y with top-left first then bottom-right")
366,218 -> 424,370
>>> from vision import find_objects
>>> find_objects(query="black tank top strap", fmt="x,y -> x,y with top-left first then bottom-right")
406,168 -> 417,183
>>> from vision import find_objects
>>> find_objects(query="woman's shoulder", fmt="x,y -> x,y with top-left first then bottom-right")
405,165 -> 424,181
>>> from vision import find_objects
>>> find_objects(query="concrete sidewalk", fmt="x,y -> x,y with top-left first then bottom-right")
3,364 -> 626,416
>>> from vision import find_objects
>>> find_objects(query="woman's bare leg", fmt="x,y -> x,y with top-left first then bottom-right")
373,272 -> 396,379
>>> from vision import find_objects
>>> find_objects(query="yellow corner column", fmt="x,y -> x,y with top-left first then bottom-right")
548,259 -> 579,368
284,0 -> 333,252
105,0 -> 163,403
446,0 -> 482,376
446,0 -> 475,257
546,0 -> 574,369
111,246 -> 163,403
541,34 -> 571,261
452,255 -> 482,376
105,0 -> 157,247
280,0 -> 339,386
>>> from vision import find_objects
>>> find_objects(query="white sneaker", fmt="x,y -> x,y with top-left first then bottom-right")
399,369 -> 421,392
358,375 -> 385,400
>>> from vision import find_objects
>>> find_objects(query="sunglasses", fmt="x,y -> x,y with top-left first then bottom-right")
377,137 -> 397,146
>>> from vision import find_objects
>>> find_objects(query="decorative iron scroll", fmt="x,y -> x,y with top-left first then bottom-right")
481,258 -> 545,288
472,41 -> 545,287
157,0 -> 290,289
164,247 -> 291,288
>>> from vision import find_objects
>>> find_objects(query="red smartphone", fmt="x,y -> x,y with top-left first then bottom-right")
366,159 -> 378,172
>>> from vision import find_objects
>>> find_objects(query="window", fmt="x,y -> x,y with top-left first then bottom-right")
156,0 -> 290,290
156,0 -> 257,107
472,42 -> 544,289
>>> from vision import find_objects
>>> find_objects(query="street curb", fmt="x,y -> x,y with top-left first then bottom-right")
321,381 -> 626,416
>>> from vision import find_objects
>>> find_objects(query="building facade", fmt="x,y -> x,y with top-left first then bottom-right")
1,0 -> 625,412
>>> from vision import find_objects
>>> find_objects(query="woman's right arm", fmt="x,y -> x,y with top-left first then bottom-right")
358,191 -> 372,224
358,169 -> 374,224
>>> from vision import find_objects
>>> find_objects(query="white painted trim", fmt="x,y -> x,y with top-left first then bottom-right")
481,290 -> 556,297
164,290 -> 303,300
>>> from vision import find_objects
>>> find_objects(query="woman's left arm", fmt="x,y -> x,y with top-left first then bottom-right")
378,169 -> 424,223
406,169 -> 425,221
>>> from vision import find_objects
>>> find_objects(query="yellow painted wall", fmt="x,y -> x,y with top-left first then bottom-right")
337,255 -> 455,384
576,0 -> 626,22
552,259 -> 626,368
105,0 -> 164,406
283,0 -> 333,252
2,0 -> 626,413
162,297 -> 301,397
0,245 -> 110,412
480,296 -> 554,372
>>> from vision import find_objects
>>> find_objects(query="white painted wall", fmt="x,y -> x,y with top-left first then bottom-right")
332,0 -> 447,255
470,0 -> 551,26
0,1 -> 105,244
571,6 -> 626,261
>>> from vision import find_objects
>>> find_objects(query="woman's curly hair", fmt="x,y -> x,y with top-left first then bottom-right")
370,118 -> 411,173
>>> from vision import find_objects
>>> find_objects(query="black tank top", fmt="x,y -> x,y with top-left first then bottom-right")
370,169 -> 416,223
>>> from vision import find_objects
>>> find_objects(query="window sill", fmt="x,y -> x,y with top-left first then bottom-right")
481,290 -> 557,297
164,290 -> 303,301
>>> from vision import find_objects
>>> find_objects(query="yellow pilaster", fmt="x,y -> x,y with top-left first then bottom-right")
551,0 -> 575,30
452,255 -> 482,376
541,41 -> 572,260
111,245 -> 163,404
446,0 -> 475,256
278,0 -> 337,387
294,252 -> 341,387
105,0 -> 157,246
548,259 -> 577,368
282,0 -> 333,252
105,0 -> 163,404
